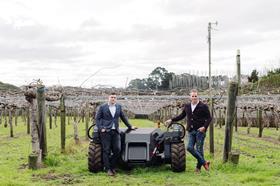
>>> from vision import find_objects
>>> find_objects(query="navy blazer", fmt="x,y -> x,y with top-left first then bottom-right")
95,103 -> 132,132
171,101 -> 212,132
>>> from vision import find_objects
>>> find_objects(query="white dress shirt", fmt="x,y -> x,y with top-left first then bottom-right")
191,102 -> 198,112
108,103 -> 116,129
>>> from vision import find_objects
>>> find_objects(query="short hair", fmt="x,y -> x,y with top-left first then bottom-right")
190,89 -> 198,94
110,92 -> 116,95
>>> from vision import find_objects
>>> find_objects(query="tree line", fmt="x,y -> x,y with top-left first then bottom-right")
128,67 -> 280,91
128,67 -> 229,91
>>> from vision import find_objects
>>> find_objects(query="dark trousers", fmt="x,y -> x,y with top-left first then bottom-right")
100,130 -> 121,171
186,130 -> 206,169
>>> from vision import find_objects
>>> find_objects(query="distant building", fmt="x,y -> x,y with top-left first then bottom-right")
169,73 -> 229,90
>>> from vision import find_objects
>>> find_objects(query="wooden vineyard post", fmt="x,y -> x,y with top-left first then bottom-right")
73,109 -> 79,144
218,109 -> 222,128
276,114 -> 279,131
60,94 -> 66,152
73,109 -> 77,123
257,108 -> 263,138
0,110 -> 3,125
30,99 -> 42,168
54,109 -> 57,128
4,108 -> 8,128
156,110 -> 160,128
22,109 -> 27,126
25,85 -> 42,169
222,107 -> 226,126
9,108 -> 14,137
25,82 -> 61,167
27,108 -> 30,134
0,110 -> 2,125
37,85 -> 47,160
85,102 -> 90,140
209,98 -> 214,156
229,152 -> 239,164
223,82 -> 238,163
81,109 -> 85,123
241,108 -> 247,128
49,106 -> 52,129
234,107 -> 238,132
67,110 -> 70,125
159,108 -> 163,123
163,107 -> 166,123
15,109 -> 18,126
28,153 -> 39,169
270,108 -> 276,130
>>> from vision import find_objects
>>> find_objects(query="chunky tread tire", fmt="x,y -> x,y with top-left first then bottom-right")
171,142 -> 186,172
88,142 -> 103,172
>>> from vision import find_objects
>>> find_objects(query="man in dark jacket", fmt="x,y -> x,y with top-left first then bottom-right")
165,89 -> 212,172
96,92 -> 136,176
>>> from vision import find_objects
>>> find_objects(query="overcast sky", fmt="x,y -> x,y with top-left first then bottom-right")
0,0 -> 279,88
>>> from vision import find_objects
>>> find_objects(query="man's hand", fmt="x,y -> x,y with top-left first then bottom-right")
164,119 -> 172,127
101,128 -> 106,132
198,127 -> 206,133
130,126 -> 137,130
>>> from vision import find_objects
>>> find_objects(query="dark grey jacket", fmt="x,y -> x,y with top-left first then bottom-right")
95,103 -> 132,132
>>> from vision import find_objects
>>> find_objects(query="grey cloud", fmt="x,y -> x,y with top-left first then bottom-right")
80,18 -> 100,28
76,21 -> 209,61
0,43 -> 83,61
164,0 -> 280,31
0,19 -> 85,62
163,0 -> 202,15
213,31 -> 266,51
77,28 -> 129,42
0,16 -> 210,64
1,0 -> 279,87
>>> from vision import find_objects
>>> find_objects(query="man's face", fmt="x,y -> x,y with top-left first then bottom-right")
190,92 -> 198,104
108,94 -> 117,104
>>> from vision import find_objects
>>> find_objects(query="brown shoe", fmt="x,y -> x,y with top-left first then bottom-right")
203,161 -> 210,171
111,169 -> 117,174
107,169 -> 115,176
195,168 -> 201,173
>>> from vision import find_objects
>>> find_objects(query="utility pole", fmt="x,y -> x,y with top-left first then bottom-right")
208,21 -> 218,156
236,49 -> 241,93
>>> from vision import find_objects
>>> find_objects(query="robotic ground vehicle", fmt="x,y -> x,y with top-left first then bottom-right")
87,123 -> 186,172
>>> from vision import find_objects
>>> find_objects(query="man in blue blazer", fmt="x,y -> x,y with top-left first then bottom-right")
96,92 -> 136,176
165,89 -> 212,173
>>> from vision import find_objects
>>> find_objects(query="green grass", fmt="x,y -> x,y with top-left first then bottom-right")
259,74 -> 280,89
0,117 -> 279,186
0,81 -> 20,91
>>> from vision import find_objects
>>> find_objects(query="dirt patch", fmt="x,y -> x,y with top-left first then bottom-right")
0,132 -> 27,141
32,171 -> 82,184
234,136 -> 279,150
61,173 -> 82,184
40,173 -> 59,180
238,131 -> 280,145
18,163 -> 29,170
238,150 -> 256,158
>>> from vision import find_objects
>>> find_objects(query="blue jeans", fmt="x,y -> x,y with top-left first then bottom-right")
186,130 -> 206,169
